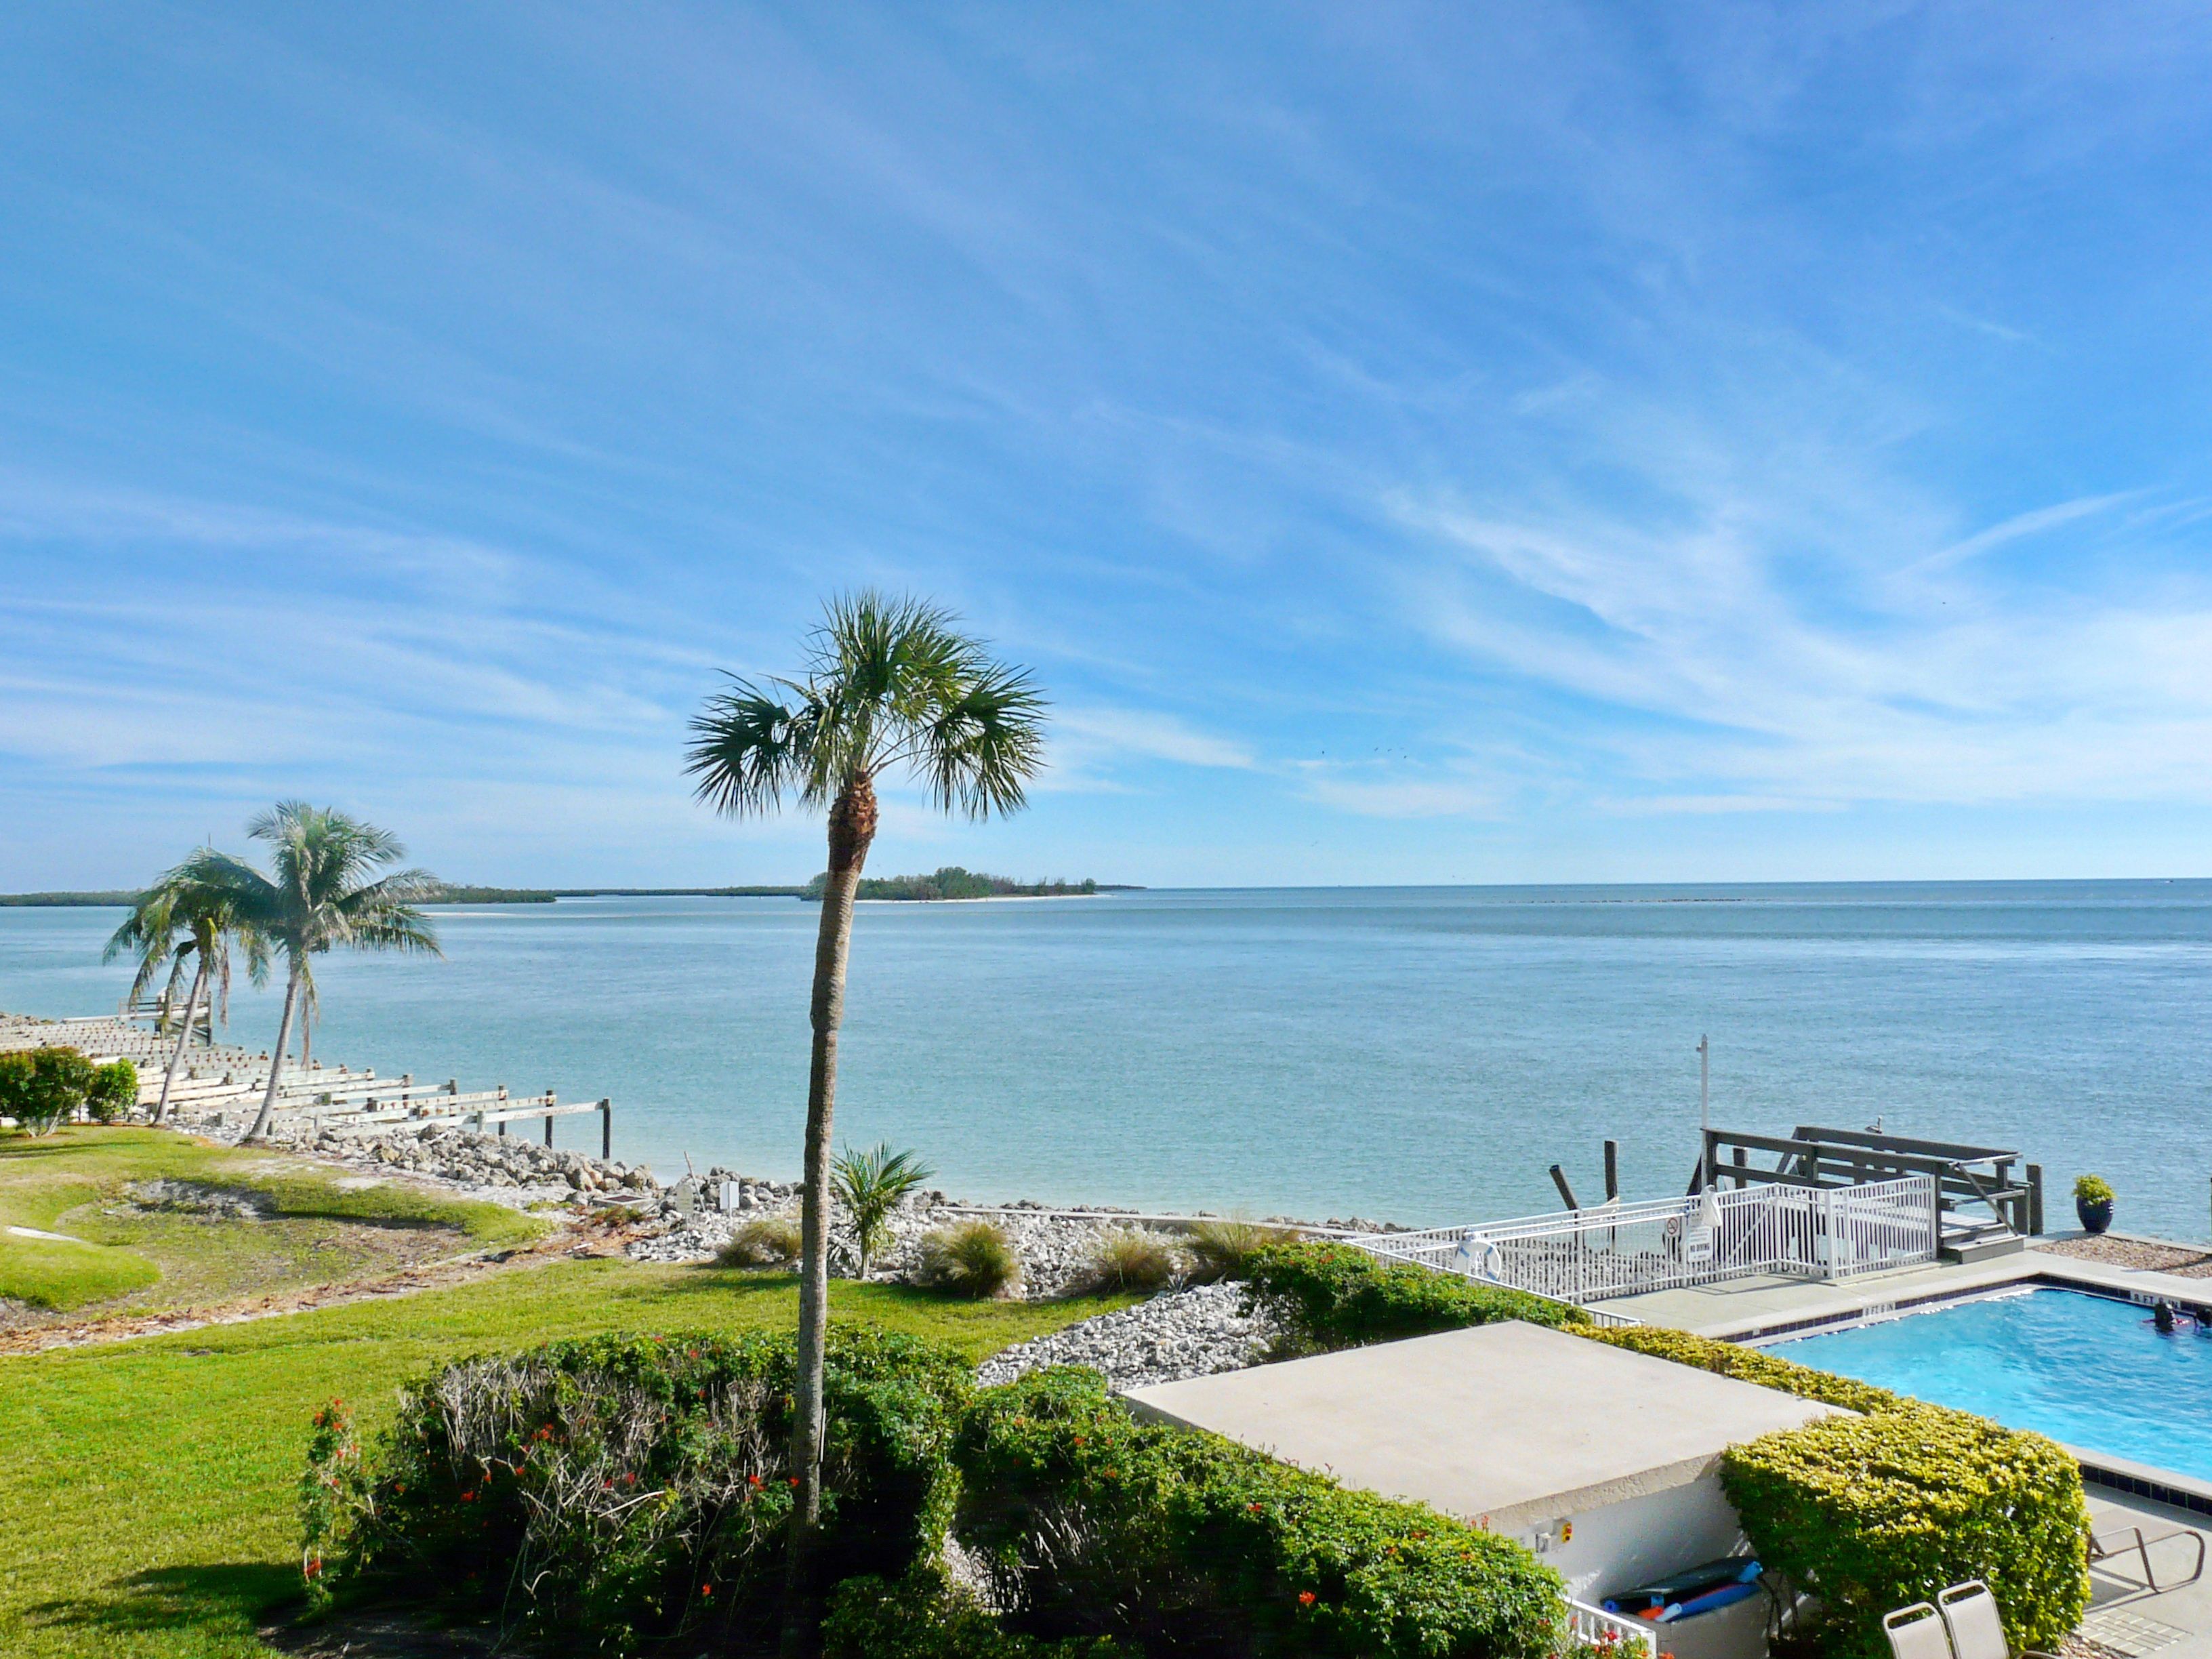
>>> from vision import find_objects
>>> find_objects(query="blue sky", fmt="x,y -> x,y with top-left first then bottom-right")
5,3 -> 2211,888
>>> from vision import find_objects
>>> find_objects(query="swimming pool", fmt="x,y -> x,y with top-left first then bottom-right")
1767,1286 -> 2212,1483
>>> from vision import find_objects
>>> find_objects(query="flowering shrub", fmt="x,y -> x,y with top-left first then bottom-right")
823,1572 -> 1128,1658
1241,1240 -> 1586,1353
955,1366 -> 1565,1659
300,1328 -> 970,1654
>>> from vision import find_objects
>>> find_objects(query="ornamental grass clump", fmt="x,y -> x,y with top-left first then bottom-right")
915,1220 -> 1020,1298
717,1214 -> 804,1269
1181,1218 -> 1295,1284
299,1328 -> 970,1654
1240,1239 -> 1586,1353
1082,1227 -> 1181,1294
954,1366 -> 1566,1659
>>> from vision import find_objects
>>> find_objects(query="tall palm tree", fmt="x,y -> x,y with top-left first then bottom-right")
104,864 -> 270,1121
687,591 -> 1045,1650
187,804 -> 443,1142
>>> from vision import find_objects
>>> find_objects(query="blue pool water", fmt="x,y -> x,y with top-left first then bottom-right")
1770,1288 -> 2212,1481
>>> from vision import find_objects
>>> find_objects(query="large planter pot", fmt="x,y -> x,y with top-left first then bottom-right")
2077,1197 -> 2114,1235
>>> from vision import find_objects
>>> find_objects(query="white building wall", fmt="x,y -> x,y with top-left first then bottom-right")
1509,1473 -> 1769,1659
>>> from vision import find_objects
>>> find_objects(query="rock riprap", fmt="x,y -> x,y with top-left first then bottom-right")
973,1283 -> 1279,1391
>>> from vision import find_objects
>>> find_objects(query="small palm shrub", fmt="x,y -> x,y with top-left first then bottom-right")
915,1220 -> 1020,1298
1084,1228 -> 1181,1294
718,1215 -> 803,1269
1182,1218 -> 1294,1284
833,1143 -> 934,1277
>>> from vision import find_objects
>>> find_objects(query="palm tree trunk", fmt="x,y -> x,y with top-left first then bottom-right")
248,960 -> 302,1143
155,963 -> 207,1123
780,774 -> 876,1658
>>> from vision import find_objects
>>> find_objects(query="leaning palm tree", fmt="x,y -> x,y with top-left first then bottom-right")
687,591 -> 1045,1650
186,804 -> 443,1142
104,864 -> 270,1120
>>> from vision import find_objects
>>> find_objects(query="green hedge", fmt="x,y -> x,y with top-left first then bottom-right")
302,1328 -> 970,1654
0,1047 -> 98,1134
1574,1323 -> 2087,1659
823,1574 -> 1128,1658
86,1058 -> 138,1123
956,1366 -> 1565,1659
1723,1404 -> 2089,1659
1573,1324 -> 1902,1414
1241,1240 -> 1588,1353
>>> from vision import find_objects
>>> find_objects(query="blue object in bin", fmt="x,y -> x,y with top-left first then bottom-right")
1601,1558 -> 1762,1619
1656,1580 -> 1761,1622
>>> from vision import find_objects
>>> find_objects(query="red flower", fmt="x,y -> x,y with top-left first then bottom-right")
1248,1502 -> 1264,1513
748,1474 -> 763,1487
788,1477 -> 800,1488
700,1583 -> 714,1597
1298,1591 -> 1316,1607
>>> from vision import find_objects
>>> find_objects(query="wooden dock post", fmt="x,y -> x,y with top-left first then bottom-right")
1549,1164 -> 1581,1211
1603,1140 -> 1619,1202
601,1099 -> 612,1160
2026,1164 -> 2044,1235
544,1092 -> 556,1147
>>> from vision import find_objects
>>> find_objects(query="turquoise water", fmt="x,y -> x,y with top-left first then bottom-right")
3,882 -> 2210,1232
1769,1288 -> 2212,1480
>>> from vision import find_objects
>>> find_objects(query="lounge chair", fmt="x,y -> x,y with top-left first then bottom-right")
1936,1581 -> 2057,1659
2091,1523 -> 2207,1595
1883,1601 -> 1955,1659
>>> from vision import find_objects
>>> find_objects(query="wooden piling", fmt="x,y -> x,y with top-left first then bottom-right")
601,1099 -> 612,1160
1603,1140 -> 1619,1202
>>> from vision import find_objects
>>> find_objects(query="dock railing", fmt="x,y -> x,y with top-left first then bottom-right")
1354,1174 -> 1938,1309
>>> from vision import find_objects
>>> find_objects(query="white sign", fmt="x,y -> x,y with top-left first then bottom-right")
1683,1227 -> 1715,1265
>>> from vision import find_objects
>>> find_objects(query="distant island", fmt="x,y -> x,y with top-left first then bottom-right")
0,876 -> 1140,906
804,867 -> 1132,902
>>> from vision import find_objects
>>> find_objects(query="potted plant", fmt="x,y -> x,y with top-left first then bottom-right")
2074,1174 -> 2115,1235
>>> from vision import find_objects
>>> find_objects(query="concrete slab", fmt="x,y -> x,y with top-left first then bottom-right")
1123,1320 -> 1840,1533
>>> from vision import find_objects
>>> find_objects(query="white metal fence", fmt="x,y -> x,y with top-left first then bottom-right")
1356,1175 -> 1938,1309
1563,1597 -> 1658,1658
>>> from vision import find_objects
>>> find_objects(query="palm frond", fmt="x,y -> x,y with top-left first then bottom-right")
919,661 -> 1050,819
685,677 -> 819,817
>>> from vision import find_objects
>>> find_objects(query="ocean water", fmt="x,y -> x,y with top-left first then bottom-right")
3,882 -> 2210,1235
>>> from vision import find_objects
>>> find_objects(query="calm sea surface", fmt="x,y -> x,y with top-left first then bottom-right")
3,884 -> 2209,1235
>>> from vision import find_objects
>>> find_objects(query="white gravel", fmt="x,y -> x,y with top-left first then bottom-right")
974,1283 -> 1279,1391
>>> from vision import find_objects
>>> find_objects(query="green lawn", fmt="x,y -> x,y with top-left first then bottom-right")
0,1256 -> 1130,1658
0,1126 -> 544,1315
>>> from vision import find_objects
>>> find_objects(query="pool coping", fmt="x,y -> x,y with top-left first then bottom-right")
1717,1250 -> 2212,1518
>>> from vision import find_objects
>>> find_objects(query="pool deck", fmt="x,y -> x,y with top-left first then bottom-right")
2082,1489 -> 2212,1659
